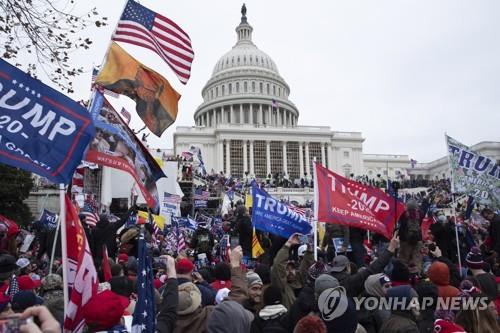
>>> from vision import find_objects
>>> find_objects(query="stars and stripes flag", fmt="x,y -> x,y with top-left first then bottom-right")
131,230 -> 155,333
163,192 -> 182,204
82,195 -> 100,228
71,167 -> 85,194
113,0 -> 194,84
287,204 -> 308,217
219,234 -> 230,262
120,107 -> 132,125
194,188 -> 210,200
8,275 -> 19,297
410,158 -> 417,168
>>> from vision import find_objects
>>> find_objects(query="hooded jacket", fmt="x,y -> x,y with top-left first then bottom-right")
427,261 -> 459,298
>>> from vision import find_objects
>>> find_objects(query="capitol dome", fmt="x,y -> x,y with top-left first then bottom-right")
194,5 -> 299,128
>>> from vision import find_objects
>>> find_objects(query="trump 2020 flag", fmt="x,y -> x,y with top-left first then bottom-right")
314,163 -> 406,239
446,135 -> 500,208
132,230 -> 155,333
38,209 -> 58,231
96,42 -> 181,137
64,196 -> 98,333
0,58 -> 95,184
86,91 -> 165,208
251,183 -> 312,238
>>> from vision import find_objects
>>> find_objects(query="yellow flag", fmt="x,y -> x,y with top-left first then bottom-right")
252,229 -> 265,258
245,193 -> 253,209
138,210 -> 165,230
96,42 -> 181,137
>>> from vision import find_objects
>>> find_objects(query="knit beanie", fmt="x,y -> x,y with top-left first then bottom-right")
434,319 -> 467,333
390,260 -> 410,285
314,274 -> 339,296
293,315 -> 327,333
465,246 -> 484,270
263,285 -> 282,306
246,271 -> 263,287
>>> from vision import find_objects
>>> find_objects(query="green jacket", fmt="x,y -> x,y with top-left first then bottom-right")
271,244 -> 301,310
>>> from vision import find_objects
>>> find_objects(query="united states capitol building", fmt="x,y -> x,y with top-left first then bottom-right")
173,7 -> 499,183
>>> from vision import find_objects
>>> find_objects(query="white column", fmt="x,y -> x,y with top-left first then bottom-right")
243,141 -> 248,175
225,140 -> 231,176
268,106 -> 272,126
282,141 -> 288,175
299,142 -> 304,178
230,105 -> 234,124
217,140 -> 224,172
266,140 -> 271,176
240,104 -> 244,124
305,142 -> 310,177
321,143 -> 326,166
249,104 -> 254,124
249,140 -> 254,175
259,104 -> 264,125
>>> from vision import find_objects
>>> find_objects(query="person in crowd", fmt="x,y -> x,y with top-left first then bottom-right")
175,258 -> 216,306
211,262 -> 232,291
454,292 -> 500,333
427,261 -> 460,299
207,300 -> 254,333
389,259 -> 411,286
83,290 -> 130,332
322,224 -> 350,262
191,222 -> 215,262
251,284 -> 290,333
235,205 -> 253,258
380,285 -> 420,333
156,255 -> 179,333
348,227 -> 367,268
39,274 -> 64,323
0,254 -> 18,294
357,273 -> 392,333
482,208 -> 500,256
430,213 -> 456,260
271,233 -> 303,309
293,315 -> 327,333
329,232 -> 399,298
413,281 -> 439,333
398,199 -> 424,274
466,246 -> 498,300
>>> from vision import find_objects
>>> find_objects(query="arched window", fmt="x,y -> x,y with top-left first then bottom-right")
222,85 -> 225,96
229,83 -> 232,94
237,56 -> 240,64
252,82 -> 255,92
244,82 -> 248,92
266,84 -> 270,94
273,85 -> 276,95
216,87 -> 219,97
259,82 -> 263,93
236,82 -> 240,93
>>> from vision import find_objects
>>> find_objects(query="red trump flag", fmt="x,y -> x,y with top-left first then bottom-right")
314,163 -> 406,239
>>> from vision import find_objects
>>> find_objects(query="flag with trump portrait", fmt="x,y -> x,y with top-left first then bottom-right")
314,163 -> 406,239
95,42 -> 181,137
85,91 -> 165,209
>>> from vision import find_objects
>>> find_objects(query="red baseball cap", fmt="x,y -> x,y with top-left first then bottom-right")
17,275 -> 41,291
176,259 -> 194,274
118,253 -> 129,264
83,290 -> 128,331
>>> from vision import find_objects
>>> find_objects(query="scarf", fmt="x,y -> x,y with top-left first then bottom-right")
259,304 -> 288,320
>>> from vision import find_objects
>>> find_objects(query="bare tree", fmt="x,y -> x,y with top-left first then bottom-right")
0,0 -> 107,93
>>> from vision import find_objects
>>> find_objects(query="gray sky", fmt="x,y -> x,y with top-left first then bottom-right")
63,0 -> 500,163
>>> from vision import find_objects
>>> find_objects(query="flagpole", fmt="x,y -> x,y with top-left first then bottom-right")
444,133 -> 463,276
313,159 -> 318,261
59,184 -> 69,313
49,215 -> 61,274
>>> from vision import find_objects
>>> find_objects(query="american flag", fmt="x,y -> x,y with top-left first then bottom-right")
410,158 -> 417,168
287,204 -> 307,217
113,0 -> 194,84
219,235 -> 230,263
194,188 -> 210,200
71,167 -> 85,194
171,217 -> 186,252
181,151 -> 193,160
120,107 -> 132,125
82,196 -> 100,228
163,192 -> 182,204
131,231 -> 155,333
272,99 -> 278,109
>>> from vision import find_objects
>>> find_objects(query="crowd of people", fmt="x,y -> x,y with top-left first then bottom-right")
0,171 -> 499,333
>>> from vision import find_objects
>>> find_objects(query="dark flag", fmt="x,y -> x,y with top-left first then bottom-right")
131,229 -> 155,333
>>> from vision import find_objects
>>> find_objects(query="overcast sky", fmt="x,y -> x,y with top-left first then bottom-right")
59,0 -> 500,163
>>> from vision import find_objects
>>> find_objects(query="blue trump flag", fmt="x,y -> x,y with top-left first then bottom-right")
0,59 -> 95,184
39,209 -> 58,231
251,183 -> 312,238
